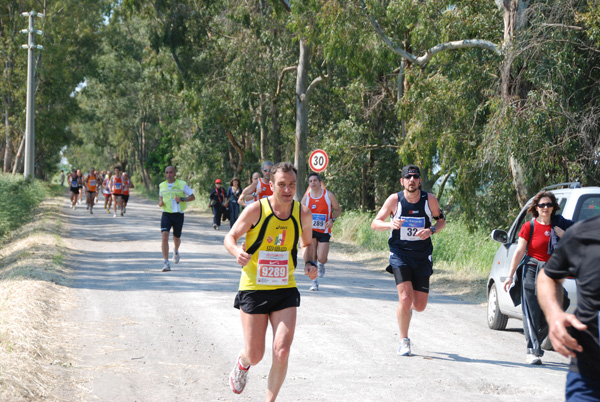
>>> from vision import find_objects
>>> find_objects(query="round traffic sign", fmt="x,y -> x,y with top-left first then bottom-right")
309,149 -> 329,173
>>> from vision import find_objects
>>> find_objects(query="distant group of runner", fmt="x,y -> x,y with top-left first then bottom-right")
66,166 -> 134,217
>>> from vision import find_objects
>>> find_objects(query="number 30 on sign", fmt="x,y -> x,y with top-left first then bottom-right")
309,149 -> 328,173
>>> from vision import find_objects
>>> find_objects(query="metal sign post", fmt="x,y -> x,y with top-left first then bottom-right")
21,11 -> 43,179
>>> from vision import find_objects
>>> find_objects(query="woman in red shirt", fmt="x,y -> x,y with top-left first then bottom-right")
504,191 -> 572,365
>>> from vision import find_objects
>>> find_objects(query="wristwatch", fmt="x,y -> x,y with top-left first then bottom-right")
331,218 -> 336,223
430,226 -> 436,234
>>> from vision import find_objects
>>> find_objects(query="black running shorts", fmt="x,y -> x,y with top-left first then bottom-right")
312,231 -> 331,243
234,288 -> 300,314
389,252 -> 432,293
70,187 -> 79,194
161,212 -> 184,238
122,195 -> 130,203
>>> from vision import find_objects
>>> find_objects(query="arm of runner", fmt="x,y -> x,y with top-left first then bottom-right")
299,204 -> 317,280
537,268 -> 586,358
158,187 -> 164,208
240,181 -> 258,198
129,180 -> 135,189
175,185 -> 195,203
371,194 -> 402,231
224,201 -> 261,266
415,193 -> 446,240
326,191 -> 341,229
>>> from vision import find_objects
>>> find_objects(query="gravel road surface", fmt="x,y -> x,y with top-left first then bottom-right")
50,195 -> 570,401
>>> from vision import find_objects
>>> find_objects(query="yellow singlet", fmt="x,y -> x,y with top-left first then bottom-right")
239,198 -> 302,291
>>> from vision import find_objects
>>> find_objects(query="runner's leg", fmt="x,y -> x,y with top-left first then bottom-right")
173,236 -> 181,254
316,241 -> 329,264
161,231 -> 170,261
239,311 -> 269,367
266,307 -> 297,402
396,281 -> 414,339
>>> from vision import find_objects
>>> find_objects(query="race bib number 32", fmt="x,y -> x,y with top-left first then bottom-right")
257,251 -> 289,286
400,216 -> 425,241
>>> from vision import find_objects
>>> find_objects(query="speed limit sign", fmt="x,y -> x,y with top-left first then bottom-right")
309,149 -> 329,173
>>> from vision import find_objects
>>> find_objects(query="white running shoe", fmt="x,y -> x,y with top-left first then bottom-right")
398,338 -> 411,356
174,251 -> 180,264
309,280 -> 319,291
162,261 -> 171,272
526,354 -> 542,365
213,224 -> 217,230
318,262 -> 326,278
113,213 -> 117,217
229,357 -> 250,394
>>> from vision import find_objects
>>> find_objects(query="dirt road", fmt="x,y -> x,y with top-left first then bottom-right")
49,195 -> 570,401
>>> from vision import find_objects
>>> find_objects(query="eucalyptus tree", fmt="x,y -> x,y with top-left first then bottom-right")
70,8 -> 186,189
1,0 -> 105,177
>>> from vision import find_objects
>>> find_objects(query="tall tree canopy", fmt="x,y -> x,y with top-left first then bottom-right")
2,0 -> 598,230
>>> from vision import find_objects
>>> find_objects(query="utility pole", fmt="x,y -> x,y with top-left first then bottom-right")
21,11 -> 43,179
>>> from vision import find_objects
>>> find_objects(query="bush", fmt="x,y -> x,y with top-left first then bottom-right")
0,174 -> 47,238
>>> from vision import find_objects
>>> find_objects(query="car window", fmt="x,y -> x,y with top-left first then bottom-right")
574,194 -> 600,222
511,206 -> 533,243
557,198 -> 566,216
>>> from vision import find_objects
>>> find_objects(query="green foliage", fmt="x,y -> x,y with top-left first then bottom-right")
0,174 -> 47,238
334,210 -> 498,275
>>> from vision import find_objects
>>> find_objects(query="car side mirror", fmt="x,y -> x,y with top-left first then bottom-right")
491,229 -> 508,244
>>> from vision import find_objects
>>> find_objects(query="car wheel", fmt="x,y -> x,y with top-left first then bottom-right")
488,283 -> 508,330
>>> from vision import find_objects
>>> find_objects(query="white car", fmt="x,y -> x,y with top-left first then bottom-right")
487,183 -> 600,330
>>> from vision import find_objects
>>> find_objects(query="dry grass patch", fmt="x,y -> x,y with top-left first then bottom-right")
0,197 -> 74,401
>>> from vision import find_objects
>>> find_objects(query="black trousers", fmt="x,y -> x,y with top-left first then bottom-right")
212,205 -> 224,227
521,257 -> 549,356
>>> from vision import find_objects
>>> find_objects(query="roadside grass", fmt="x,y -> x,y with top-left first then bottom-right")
332,211 -> 496,303
0,180 -> 72,401
0,174 -> 48,239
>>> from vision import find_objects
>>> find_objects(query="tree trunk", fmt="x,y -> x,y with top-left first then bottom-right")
397,60 -> 406,139
510,155 -> 528,207
137,121 -> 151,190
294,39 -> 310,200
3,101 -> 11,173
12,133 -> 25,175
225,129 -> 245,175
259,93 -> 267,160
501,0 -> 532,205
271,96 -> 282,163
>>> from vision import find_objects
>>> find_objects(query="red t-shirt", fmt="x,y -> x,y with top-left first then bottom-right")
519,220 -> 552,262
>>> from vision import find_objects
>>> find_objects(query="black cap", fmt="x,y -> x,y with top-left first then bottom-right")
401,165 -> 421,177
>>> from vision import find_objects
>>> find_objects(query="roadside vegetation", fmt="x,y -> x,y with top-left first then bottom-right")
333,210 -> 496,303
0,175 -> 71,401
334,210 -> 497,275
0,174 -> 48,238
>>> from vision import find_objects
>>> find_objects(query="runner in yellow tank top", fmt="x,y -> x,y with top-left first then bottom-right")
224,162 -> 316,401
238,197 -> 302,290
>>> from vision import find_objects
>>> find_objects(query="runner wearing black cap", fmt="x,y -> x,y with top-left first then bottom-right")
371,164 -> 446,356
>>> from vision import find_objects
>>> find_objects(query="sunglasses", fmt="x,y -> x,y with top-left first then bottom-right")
404,174 -> 420,180
536,203 -> 553,209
